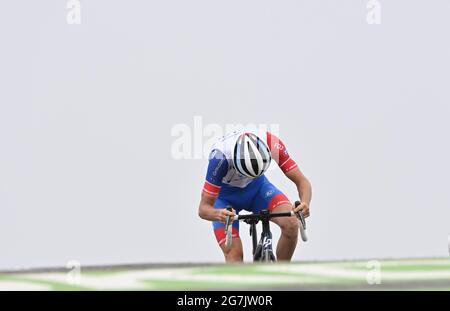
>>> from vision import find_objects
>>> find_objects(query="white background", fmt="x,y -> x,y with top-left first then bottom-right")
0,1 -> 449,269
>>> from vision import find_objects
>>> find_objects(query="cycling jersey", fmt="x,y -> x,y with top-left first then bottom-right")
202,129 -> 298,195
201,129 -> 299,245
212,175 -> 291,245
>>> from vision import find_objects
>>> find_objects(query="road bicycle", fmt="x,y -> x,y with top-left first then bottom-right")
224,201 -> 307,262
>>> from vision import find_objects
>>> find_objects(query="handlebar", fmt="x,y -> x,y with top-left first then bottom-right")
224,201 -> 308,247
231,211 -> 294,221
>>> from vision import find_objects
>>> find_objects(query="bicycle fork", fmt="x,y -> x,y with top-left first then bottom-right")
254,214 -> 276,262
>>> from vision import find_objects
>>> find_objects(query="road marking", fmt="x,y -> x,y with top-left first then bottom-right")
0,281 -> 50,291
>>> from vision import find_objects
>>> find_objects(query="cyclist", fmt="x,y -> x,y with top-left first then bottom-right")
198,129 -> 312,262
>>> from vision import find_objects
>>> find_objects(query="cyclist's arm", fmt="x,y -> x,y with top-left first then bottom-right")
198,192 -> 219,221
198,149 -> 235,222
198,192 -> 235,223
266,131 -> 298,173
267,131 -> 312,215
286,167 -> 312,209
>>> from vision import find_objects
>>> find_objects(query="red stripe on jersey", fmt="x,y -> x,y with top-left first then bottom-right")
203,181 -> 221,196
279,158 -> 298,173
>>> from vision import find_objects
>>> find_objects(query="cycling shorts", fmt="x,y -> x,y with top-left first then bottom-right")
212,175 -> 291,245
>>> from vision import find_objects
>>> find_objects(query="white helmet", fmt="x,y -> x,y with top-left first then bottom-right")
231,132 -> 272,178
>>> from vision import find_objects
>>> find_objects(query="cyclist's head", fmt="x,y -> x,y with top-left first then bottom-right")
231,132 -> 272,178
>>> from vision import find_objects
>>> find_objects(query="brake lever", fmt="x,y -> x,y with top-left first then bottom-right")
224,206 -> 233,247
294,201 -> 308,242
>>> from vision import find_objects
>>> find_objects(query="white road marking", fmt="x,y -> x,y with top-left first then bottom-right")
4,259 -> 450,290
258,263 -> 450,281
0,281 -> 50,291
22,268 -> 306,290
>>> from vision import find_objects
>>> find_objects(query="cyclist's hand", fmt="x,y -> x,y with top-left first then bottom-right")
217,208 -> 236,224
293,202 -> 310,218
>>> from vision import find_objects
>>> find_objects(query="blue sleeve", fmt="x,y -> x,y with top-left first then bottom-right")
205,149 -> 229,187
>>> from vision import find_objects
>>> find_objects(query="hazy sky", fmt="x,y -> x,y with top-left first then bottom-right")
1,1 -> 449,270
